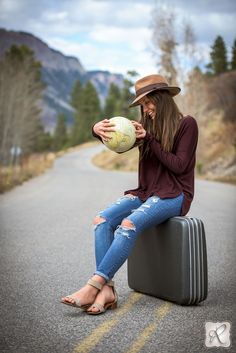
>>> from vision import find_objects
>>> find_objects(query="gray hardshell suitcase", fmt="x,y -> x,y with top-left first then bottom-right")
128,217 -> 208,305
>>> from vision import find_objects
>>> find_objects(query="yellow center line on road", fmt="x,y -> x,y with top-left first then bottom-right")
72,292 -> 143,353
124,302 -> 173,353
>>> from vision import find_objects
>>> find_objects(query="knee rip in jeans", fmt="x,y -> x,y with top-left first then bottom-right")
93,215 -> 106,231
115,219 -> 136,239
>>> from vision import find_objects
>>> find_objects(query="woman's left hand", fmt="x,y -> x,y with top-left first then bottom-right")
131,121 -> 146,139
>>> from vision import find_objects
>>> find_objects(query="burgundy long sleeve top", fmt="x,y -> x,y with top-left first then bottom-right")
92,116 -> 198,216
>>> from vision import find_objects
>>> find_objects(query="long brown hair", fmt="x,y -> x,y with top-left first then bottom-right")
139,90 -> 183,159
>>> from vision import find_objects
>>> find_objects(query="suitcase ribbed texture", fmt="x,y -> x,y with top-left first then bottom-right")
127,217 -> 208,305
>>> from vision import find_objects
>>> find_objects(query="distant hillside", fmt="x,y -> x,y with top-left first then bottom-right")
0,28 -> 124,132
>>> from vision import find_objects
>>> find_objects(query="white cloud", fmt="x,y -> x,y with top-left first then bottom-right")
89,25 -> 150,49
0,0 -> 235,76
42,11 -> 68,22
47,37 -> 156,76
0,0 -> 22,12
187,12 -> 236,45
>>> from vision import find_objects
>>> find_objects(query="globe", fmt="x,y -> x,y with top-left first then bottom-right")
103,116 -> 136,153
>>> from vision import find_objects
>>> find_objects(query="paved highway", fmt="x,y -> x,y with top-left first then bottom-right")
0,143 -> 235,353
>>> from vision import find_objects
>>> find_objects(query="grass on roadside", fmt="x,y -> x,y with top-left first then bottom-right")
92,146 -> 139,172
0,153 -> 56,194
92,144 -> 236,185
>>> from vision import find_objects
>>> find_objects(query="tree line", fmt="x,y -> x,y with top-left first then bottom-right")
151,4 -> 236,84
0,44 -> 137,165
69,71 -> 138,146
48,71 -> 138,152
0,30 -> 235,165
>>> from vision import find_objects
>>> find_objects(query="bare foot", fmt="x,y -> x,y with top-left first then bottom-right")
61,275 -> 105,307
87,284 -> 115,313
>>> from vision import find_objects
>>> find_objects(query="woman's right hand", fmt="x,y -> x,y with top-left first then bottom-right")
93,119 -> 116,142
131,120 -> 146,139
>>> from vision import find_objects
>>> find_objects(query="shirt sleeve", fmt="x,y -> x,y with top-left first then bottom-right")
144,117 -> 198,174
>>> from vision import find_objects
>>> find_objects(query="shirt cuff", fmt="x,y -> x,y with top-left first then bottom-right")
144,131 -> 153,142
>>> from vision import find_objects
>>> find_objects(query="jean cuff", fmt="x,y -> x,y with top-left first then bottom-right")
94,271 -> 110,282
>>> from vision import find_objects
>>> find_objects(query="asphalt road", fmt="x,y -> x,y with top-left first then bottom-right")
0,143 -> 235,353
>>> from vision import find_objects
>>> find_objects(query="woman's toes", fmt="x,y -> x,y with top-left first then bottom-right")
62,297 -> 74,304
87,305 -> 93,312
62,297 -> 69,303
87,305 -> 99,313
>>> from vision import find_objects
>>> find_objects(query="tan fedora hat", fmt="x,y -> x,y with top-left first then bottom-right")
129,74 -> 181,107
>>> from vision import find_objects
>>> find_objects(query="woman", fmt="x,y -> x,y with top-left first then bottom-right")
61,74 -> 198,315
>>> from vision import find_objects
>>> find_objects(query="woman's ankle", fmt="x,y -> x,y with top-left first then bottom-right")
91,274 -> 106,286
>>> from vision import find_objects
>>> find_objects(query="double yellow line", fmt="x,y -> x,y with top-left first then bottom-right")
72,293 -> 172,353
125,301 -> 172,353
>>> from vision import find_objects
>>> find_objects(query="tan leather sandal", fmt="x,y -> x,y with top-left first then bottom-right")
86,280 -> 118,315
61,278 -> 103,310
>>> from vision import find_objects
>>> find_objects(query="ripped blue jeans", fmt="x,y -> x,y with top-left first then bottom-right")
94,193 -> 184,282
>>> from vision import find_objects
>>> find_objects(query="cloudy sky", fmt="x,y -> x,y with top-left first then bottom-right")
0,0 -> 235,77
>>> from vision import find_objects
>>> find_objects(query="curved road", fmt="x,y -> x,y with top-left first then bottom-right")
0,144 -> 235,353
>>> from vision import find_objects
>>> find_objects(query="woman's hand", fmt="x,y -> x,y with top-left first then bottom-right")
131,121 -> 146,139
93,119 -> 116,142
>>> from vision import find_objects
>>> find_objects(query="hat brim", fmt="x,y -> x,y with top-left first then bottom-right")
129,86 -> 181,107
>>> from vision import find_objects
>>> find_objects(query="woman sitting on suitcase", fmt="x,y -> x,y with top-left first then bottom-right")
61,74 -> 198,314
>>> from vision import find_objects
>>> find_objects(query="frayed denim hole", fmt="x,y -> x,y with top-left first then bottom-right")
134,207 -> 147,214
121,225 -> 136,231
125,195 -> 139,201
93,216 -> 106,231
114,224 -> 136,239
151,196 -> 160,203
115,195 -> 139,205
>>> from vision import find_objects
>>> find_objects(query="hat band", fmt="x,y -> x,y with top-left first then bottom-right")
136,82 -> 168,97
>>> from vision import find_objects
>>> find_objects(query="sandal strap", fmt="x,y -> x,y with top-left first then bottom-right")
70,297 -> 82,306
87,278 -> 103,291
90,302 -> 105,313
107,280 -> 114,287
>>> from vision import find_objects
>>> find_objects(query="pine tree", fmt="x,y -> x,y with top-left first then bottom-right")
71,81 -> 101,145
104,83 -> 121,118
53,113 -> 67,151
71,79 -> 83,111
32,121 -> 53,152
230,39 -> 236,70
207,36 -> 228,75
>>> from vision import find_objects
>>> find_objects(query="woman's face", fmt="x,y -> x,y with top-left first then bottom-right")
139,96 -> 156,120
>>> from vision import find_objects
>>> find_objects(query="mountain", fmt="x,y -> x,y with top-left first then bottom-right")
0,28 -> 124,132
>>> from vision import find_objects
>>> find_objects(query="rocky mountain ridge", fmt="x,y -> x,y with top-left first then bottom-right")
0,28 -> 124,131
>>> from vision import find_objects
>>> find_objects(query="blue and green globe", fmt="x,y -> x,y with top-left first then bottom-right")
103,117 -> 136,153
